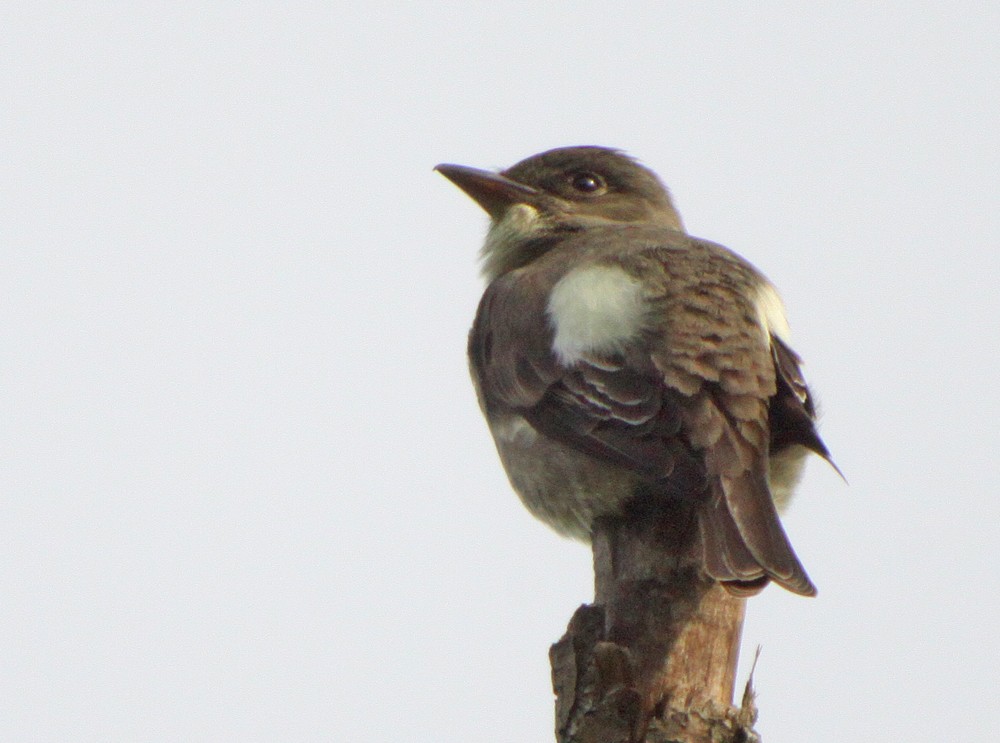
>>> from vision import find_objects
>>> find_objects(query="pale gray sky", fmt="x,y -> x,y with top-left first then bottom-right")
4,3 -> 999,741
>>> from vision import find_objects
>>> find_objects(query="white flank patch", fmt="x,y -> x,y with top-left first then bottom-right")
546,265 -> 646,366
490,414 -> 538,444
753,281 -> 791,343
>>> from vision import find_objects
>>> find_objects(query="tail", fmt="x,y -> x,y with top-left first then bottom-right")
699,469 -> 816,597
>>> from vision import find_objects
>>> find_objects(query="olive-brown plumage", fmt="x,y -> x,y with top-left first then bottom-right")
437,147 -> 832,596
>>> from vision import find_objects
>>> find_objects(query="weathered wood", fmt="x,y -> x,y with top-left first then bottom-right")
550,506 -> 759,743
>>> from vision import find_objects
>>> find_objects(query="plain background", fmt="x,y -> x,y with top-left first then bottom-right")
4,3 -> 999,741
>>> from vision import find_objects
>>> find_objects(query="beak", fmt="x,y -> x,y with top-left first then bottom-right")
435,163 -> 539,218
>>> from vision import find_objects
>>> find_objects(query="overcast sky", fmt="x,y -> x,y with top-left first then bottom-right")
4,3 -> 999,742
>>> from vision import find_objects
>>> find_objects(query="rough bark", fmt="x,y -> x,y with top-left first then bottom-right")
549,507 -> 760,743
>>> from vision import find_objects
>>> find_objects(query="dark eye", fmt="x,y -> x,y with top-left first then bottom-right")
570,171 -> 606,194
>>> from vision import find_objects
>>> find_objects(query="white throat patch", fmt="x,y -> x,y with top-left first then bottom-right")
480,204 -> 543,280
546,265 -> 647,366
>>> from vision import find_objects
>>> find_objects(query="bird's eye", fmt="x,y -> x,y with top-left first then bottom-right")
570,171 -> 606,194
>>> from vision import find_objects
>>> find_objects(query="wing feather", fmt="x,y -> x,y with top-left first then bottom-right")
470,240 -> 825,596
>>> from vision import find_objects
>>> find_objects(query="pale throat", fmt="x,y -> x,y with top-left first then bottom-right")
480,203 -> 544,280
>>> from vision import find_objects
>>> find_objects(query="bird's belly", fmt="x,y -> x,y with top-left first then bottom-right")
488,414 -> 638,541
768,444 -> 809,513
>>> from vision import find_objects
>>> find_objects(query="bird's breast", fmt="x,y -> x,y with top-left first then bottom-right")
487,412 -> 639,541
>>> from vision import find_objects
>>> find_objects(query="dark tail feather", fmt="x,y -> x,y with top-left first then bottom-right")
701,473 -> 816,597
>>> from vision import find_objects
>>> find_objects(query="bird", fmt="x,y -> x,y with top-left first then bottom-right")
436,146 -> 834,597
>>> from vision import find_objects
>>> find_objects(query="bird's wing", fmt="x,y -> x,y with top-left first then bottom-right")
637,244 -> 816,596
468,268 -> 562,411
470,243 -> 815,595
769,335 -> 835,462
469,261 -> 694,484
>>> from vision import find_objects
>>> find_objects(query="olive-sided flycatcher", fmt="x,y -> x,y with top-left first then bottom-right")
436,147 -> 833,596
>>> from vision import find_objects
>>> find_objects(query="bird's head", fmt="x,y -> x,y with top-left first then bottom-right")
436,146 -> 684,279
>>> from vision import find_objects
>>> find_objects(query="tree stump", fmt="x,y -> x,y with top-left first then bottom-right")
549,505 -> 761,743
